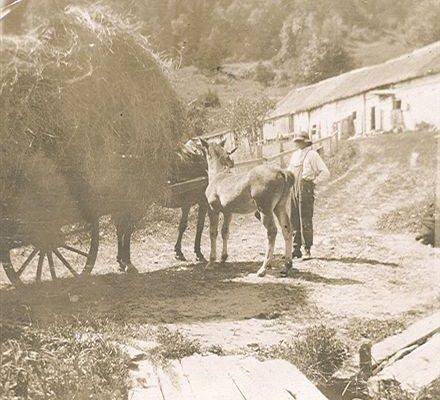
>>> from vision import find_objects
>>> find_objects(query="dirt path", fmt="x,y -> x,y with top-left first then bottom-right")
1,132 -> 439,358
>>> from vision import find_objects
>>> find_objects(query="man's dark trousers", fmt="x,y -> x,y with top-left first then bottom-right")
291,180 -> 314,253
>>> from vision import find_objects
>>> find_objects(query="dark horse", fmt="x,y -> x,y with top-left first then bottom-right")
116,139 -> 208,272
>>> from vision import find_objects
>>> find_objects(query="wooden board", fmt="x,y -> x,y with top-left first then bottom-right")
369,333 -> 440,394
371,312 -> 440,367
128,355 -> 328,400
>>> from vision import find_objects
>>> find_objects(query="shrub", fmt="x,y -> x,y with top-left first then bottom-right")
261,324 -> 348,385
150,327 -> 201,363
197,89 -> 221,108
0,320 -> 129,400
254,62 -> 276,87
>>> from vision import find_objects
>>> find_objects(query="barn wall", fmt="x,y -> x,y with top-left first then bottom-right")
262,116 -> 290,141
391,74 -> 440,129
308,95 -> 365,138
263,72 -> 440,142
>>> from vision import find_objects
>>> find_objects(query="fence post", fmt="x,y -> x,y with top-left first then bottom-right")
435,134 -> 440,247
279,139 -> 285,168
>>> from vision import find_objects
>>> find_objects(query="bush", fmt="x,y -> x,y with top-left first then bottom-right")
261,324 -> 348,385
197,89 -> 221,108
0,320 -> 129,400
150,327 -> 201,363
254,62 -> 276,87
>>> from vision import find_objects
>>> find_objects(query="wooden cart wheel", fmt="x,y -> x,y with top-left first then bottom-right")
1,220 -> 99,287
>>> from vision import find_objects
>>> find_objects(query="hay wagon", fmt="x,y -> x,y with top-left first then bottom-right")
0,173 -> 208,287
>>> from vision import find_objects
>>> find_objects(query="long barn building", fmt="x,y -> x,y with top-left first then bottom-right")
263,41 -> 440,142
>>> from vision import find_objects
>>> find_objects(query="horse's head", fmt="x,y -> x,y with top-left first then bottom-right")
200,138 -> 236,172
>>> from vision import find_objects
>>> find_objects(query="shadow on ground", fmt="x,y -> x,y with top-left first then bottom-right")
290,270 -> 362,285
313,256 -> 400,268
0,262 -> 308,327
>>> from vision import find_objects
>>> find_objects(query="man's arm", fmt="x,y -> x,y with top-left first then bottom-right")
311,151 -> 330,185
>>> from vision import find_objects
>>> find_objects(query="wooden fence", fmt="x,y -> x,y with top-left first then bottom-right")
233,133 -> 340,173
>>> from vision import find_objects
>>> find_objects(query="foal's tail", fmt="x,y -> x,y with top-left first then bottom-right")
254,169 -> 294,221
278,170 -> 295,192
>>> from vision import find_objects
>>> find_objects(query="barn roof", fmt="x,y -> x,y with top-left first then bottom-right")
268,41 -> 440,120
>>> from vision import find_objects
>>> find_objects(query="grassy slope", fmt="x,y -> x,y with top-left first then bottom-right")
361,130 -> 436,233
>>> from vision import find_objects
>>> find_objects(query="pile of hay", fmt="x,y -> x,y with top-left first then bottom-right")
0,4 -> 184,243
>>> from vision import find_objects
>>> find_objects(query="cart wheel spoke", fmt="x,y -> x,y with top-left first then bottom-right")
17,248 -> 39,278
53,249 -> 78,277
3,219 -> 99,286
61,245 -> 88,258
47,252 -> 57,280
36,252 -> 45,283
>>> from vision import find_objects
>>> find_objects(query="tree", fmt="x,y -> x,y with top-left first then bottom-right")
254,62 -> 276,87
220,96 -> 275,155
296,35 -> 355,84
404,0 -> 440,47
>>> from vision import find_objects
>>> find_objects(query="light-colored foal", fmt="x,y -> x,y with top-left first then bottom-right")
200,139 -> 294,277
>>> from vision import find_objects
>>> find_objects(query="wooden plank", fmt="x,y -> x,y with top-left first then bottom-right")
155,360 -> 195,400
371,312 -> 440,366
369,333 -> 440,394
230,356 -> 296,400
181,355 -> 245,400
216,356 -> 270,400
129,360 -> 164,400
260,359 -> 329,400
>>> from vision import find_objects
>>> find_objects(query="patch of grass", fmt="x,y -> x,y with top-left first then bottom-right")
0,318 -> 129,400
205,344 -> 225,356
149,327 -> 201,364
259,324 -> 348,385
324,140 -> 358,179
346,318 -> 406,343
377,199 -> 434,234
370,378 -> 440,400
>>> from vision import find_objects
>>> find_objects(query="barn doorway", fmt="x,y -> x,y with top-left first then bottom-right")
370,106 -> 376,130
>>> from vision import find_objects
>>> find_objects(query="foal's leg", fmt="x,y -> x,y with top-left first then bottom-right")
257,212 -> 277,277
175,205 -> 190,261
221,212 -> 232,264
207,209 -> 219,267
274,204 -> 293,273
194,201 -> 208,261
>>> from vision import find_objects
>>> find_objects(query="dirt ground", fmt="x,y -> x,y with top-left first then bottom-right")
1,131 -> 439,365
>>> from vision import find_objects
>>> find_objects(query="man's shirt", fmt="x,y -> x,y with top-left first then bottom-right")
288,148 -> 330,185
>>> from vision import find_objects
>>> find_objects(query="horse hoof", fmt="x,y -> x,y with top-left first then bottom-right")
175,253 -> 187,262
257,269 -> 266,277
195,253 -> 206,262
205,261 -> 215,269
126,263 -> 139,274
220,255 -> 228,264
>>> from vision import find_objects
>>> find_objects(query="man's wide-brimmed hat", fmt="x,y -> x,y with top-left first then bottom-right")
293,131 -> 312,143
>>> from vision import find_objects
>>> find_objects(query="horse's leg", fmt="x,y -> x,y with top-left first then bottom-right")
257,212 -> 277,277
194,201 -> 207,262
175,205 -> 190,261
221,212 -> 232,264
123,223 -> 138,274
116,222 -> 126,272
206,209 -> 219,268
274,203 -> 293,273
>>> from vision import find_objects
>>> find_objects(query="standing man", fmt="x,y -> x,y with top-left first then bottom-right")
287,131 -> 330,264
